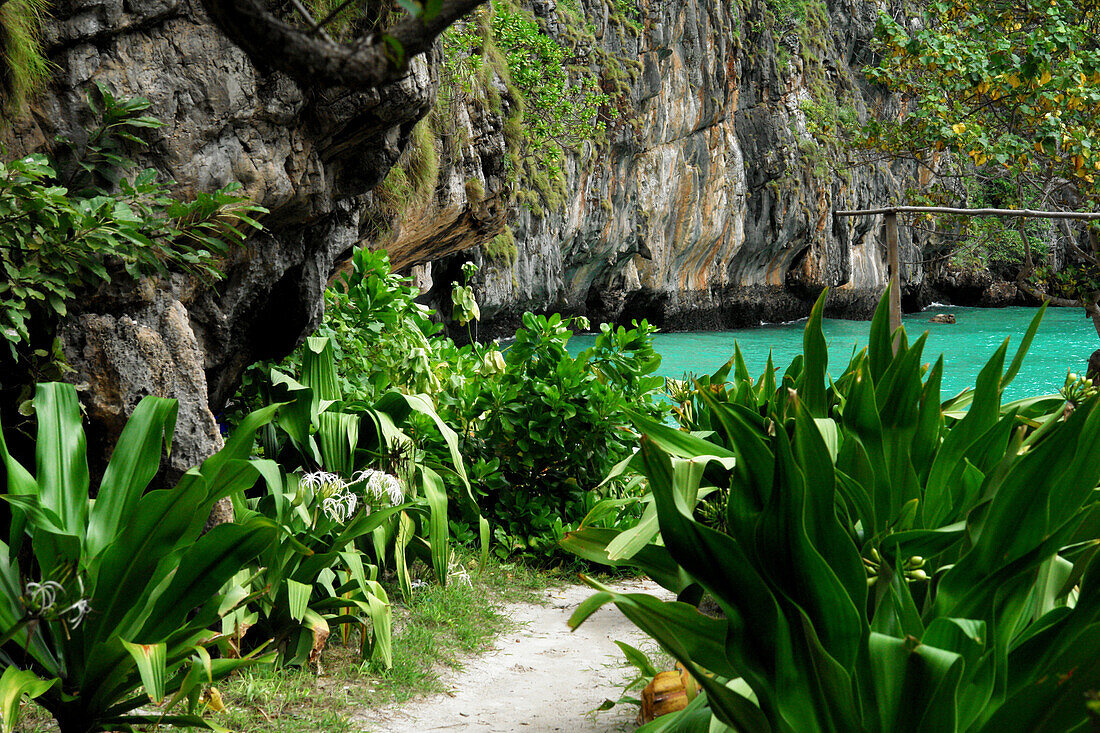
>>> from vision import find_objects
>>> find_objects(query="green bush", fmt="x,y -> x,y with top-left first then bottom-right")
235,250 -> 666,562
568,291 -> 1100,732
248,334 -> 480,599
0,383 -> 279,732
0,84 -> 263,376
456,313 -> 664,559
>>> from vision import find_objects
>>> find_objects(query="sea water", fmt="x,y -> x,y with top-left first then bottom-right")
568,306 -> 1099,401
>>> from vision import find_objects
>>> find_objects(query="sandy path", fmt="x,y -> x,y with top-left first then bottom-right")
354,578 -> 672,733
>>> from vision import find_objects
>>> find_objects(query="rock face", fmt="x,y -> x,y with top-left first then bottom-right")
7,0 -> 436,471
410,0 -> 930,336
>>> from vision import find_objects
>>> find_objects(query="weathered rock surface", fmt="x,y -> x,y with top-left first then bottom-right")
9,0 -> 436,469
412,0 -> 930,336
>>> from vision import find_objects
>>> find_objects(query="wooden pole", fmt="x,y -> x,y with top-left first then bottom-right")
886,211 -> 901,353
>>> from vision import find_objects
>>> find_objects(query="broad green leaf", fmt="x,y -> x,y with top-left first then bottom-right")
88,396 -> 178,560
317,411 -> 358,477
869,632 -> 963,733
302,336 -> 341,402
86,480 -> 208,653
0,667 -> 56,733
867,286 -> 895,383
0,407 -> 38,559
33,383 -> 90,536
559,527 -> 692,593
977,623 -> 1100,733
394,511 -> 414,600
614,640 -> 659,677
121,640 -> 167,704
799,289 -> 829,417
362,579 -> 393,668
1000,302 -> 1047,391
286,578 -> 310,623
375,391 -> 471,489
420,465 -> 450,586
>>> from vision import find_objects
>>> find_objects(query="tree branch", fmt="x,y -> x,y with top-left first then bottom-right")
200,0 -> 487,90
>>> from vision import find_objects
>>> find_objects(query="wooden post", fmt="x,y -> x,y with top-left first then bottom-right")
886,210 -> 901,353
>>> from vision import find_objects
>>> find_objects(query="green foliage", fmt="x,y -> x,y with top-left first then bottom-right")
251,333 -> 474,595
326,247 -> 447,399
236,249 -> 666,562
0,383 -> 279,732
488,1 -> 610,161
225,465 -> 398,669
766,0 -> 823,29
438,0 -> 616,214
858,0 -> 1100,315
0,84 -> 265,362
482,224 -> 517,266
862,0 -> 1100,199
0,0 -> 49,119
452,313 -> 665,559
567,291 -> 1100,732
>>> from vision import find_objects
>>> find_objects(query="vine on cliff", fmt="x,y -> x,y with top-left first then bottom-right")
442,0 -> 613,183
0,85 -> 264,392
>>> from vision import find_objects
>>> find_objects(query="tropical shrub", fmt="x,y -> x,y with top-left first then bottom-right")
0,383 -> 279,732
568,291 -> 1100,732
455,312 -> 665,559
234,249 -> 666,562
0,84 -> 263,367
245,334 -> 481,617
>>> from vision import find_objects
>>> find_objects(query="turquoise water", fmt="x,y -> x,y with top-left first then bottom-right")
569,306 -> 1098,401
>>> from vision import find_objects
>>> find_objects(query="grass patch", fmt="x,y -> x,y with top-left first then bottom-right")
0,0 -> 51,120
212,552 -> 556,732
12,554 -> 599,732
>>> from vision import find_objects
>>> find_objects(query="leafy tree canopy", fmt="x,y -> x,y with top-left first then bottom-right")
863,0 -> 1100,205
858,0 -> 1100,334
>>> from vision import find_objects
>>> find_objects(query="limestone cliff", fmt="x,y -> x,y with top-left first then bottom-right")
397,0 -> 932,335
5,0 -> 436,476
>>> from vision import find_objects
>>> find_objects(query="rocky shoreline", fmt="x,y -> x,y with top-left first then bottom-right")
467,277 -> 1039,341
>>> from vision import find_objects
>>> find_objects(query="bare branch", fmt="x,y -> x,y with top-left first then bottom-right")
200,0 -> 487,90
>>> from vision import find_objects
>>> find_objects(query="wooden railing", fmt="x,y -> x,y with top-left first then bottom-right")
834,206 -> 1100,351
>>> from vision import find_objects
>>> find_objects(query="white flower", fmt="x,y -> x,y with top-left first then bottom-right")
24,579 -> 92,626
322,490 -> 359,523
63,598 -> 92,628
353,469 -> 404,505
25,581 -> 63,613
448,553 -> 472,588
301,470 -> 346,497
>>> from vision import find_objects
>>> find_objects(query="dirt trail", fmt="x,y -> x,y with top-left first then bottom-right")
355,578 -> 672,733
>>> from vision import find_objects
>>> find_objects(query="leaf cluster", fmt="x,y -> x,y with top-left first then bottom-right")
233,249 -> 667,563
0,84 -> 265,362
568,291 -> 1100,732
441,0 -> 612,181
860,0 -> 1100,200
0,383 -> 281,732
